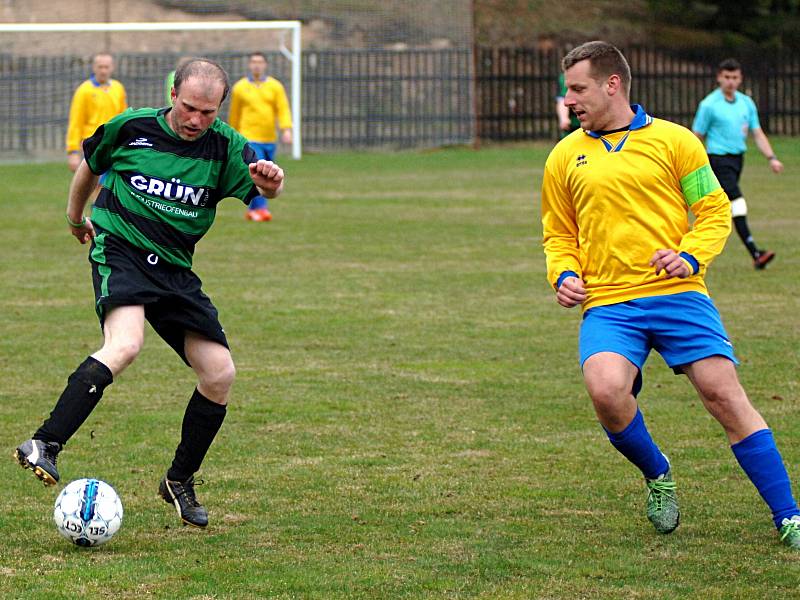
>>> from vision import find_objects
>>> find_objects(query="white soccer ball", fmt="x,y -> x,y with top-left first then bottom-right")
53,478 -> 123,547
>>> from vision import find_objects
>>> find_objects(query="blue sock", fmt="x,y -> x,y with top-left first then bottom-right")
604,409 -> 669,480
249,196 -> 267,211
731,429 -> 799,529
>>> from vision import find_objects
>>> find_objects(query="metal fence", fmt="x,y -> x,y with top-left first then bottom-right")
476,46 -> 800,141
2,45 -> 799,160
303,48 -> 474,149
0,48 -> 475,160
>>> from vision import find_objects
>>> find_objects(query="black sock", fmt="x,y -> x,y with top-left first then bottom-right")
33,356 -> 113,446
733,215 -> 760,259
167,388 -> 227,482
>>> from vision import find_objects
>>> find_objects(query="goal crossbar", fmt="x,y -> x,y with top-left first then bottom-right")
0,21 -> 302,159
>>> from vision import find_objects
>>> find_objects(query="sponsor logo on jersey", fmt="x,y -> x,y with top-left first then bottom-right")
128,173 -> 209,206
128,137 -> 153,147
576,154 -> 588,167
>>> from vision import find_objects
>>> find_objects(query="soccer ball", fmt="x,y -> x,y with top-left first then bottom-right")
53,478 -> 123,547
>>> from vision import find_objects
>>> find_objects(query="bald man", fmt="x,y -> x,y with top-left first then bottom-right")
16,58 -> 285,530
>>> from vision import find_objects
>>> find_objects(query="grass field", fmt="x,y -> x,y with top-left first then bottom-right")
0,140 -> 798,599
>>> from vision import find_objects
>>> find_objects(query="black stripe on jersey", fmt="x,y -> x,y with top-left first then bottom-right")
116,112 -> 231,162
118,170 -> 223,207
220,144 -> 260,205
96,188 -> 204,254
82,125 -> 105,175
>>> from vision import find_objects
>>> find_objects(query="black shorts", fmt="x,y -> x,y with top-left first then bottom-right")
89,229 -> 229,366
708,153 -> 744,201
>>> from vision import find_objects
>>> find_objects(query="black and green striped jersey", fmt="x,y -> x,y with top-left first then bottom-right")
83,107 -> 259,268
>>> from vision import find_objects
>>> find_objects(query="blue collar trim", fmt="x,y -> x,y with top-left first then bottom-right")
585,104 -> 652,152
90,74 -> 101,87
586,104 -> 652,138
247,75 -> 267,83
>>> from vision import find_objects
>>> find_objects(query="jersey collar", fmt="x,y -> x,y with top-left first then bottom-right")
584,104 -> 653,152
585,104 -> 652,138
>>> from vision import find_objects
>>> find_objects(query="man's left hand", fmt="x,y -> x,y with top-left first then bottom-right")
650,249 -> 690,279
249,159 -> 285,199
769,157 -> 784,174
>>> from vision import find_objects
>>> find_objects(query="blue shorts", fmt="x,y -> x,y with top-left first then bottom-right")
579,291 -> 738,396
248,142 -> 276,162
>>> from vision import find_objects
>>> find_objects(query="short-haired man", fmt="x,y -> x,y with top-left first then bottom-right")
229,52 -> 293,222
66,53 -> 127,172
692,58 -> 783,269
15,58 -> 285,529
541,40 -> 800,548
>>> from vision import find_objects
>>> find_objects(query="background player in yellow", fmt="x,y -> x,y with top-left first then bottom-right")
229,52 -> 293,222
66,53 -> 127,172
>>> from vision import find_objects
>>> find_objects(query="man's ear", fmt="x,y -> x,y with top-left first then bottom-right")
606,74 -> 622,97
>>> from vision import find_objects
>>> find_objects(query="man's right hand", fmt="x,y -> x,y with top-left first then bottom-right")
68,217 -> 96,244
556,276 -> 587,308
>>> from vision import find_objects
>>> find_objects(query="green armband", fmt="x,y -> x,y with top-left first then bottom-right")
66,214 -> 86,228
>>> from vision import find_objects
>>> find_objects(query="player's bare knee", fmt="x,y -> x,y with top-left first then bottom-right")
586,373 -> 631,409
218,360 -> 236,390
700,381 -> 747,412
199,359 -> 235,397
106,338 -> 143,367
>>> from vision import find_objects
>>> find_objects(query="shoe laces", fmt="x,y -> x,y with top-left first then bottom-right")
173,477 -> 204,507
780,517 -> 800,542
42,442 -> 61,466
647,478 -> 676,510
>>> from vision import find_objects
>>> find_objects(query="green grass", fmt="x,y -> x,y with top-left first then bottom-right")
0,139 -> 798,599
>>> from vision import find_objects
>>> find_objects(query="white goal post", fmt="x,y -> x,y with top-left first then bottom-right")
0,21 -> 302,159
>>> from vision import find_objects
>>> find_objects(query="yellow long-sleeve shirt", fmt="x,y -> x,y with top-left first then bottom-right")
228,76 -> 292,143
541,105 -> 731,311
65,77 -> 127,153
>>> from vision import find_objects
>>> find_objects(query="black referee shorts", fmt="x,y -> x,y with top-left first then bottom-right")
88,229 -> 229,366
708,153 -> 744,201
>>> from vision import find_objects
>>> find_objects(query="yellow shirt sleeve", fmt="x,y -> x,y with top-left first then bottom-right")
228,80 -> 243,132
65,83 -> 88,153
117,82 -> 128,113
541,150 -> 582,289
675,132 -> 731,271
273,80 -> 293,130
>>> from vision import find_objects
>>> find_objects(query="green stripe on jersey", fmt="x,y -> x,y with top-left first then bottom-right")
92,208 -> 192,268
680,164 -> 721,206
90,233 -> 112,319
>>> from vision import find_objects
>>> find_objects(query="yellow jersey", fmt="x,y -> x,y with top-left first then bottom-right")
66,77 -> 127,154
228,76 -> 293,143
541,105 -> 731,311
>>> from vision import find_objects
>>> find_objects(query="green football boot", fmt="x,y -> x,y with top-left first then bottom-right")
645,470 -> 679,534
779,516 -> 800,549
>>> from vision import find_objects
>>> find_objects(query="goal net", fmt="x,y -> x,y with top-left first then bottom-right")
0,21 -> 302,162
